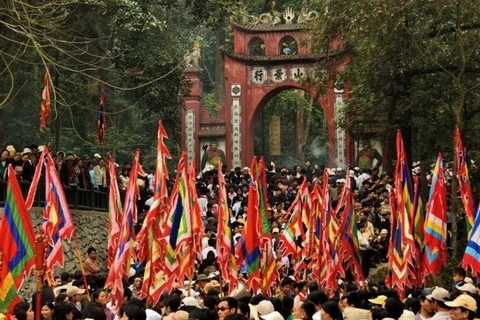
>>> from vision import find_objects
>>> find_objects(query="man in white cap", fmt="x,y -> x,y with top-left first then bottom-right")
445,294 -> 477,320
426,287 -> 450,320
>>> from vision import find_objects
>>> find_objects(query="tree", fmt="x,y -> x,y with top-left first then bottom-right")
311,0 -> 480,256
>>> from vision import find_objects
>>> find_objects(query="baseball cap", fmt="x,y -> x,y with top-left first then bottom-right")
66,286 -> 86,297
257,300 -> 275,316
426,287 -> 449,302
445,294 -> 477,312
456,283 -> 477,294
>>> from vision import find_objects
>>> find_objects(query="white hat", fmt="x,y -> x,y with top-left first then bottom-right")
146,309 -> 162,320
426,287 -> 449,302
260,311 -> 284,320
272,228 -> 280,233
93,153 -> 102,158
464,277 -> 474,284
380,229 -> 389,235
66,286 -> 85,297
207,271 -> 220,279
445,293 -> 477,312
53,284 -> 69,297
456,283 -> 477,294
22,148 -> 32,155
182,297 -> 200,307
257,300 -> 274,316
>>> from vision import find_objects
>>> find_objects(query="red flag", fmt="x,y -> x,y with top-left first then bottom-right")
25,148 -> 46,209
0,166 -> 36,314
43,152 -> 75,282
385,130 -> 415,299
455,128 -> 475,236
136,121 -> 172,303
107,157 -> 122,268
40,70 -> 51,129
105,150 -> 144,313
336,169 -> 365,286
216,162 -> 238,294
96,88 -> 107,145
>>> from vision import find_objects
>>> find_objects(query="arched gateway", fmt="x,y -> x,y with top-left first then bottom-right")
182,8 -> 354,169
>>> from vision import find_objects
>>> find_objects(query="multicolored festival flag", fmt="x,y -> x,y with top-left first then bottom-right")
423,153 -> 447,277
105,150 -> 144,312
412,175 -> 425,286
455,128 -> 476,236
43,152 -> 75,282
336,169 -> 365,286
0,166 -> 36,314
136,121 -> 172,303
107,157 -> 123,268
216,162 -> 238,294
40,70 -> 51,129
462,204 -> 480,275
96,88 -> 107,145
386,130 -> 415,299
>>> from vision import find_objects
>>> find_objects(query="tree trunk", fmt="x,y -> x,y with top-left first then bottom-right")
214,24 -> 225,105
296,91 -> 312,160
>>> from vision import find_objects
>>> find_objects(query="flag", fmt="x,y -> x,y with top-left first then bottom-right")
107,157 -> 123,268
25,149 -> 46,209
308,182 -> 324,282
96,88 -> 107,145
40,70 -> 51,129
336,169 -> 365,286
423,153 -> 447,277
279,182 -> 307,268
455,128 -> 475,236
0,166 -> 36,314
105,150 -> 144,313
321,170 -> 344,295
216,162 -> 238,294
176,161 -> 204,283
412,175 -> 425,286
43,152 -> 75,282
136,121 -> 172,303
462,205 -> 480,275
385,130 -> 415,299
242,157 -> 262,292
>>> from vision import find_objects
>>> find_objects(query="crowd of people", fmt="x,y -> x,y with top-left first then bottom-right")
2,144 -> 478,320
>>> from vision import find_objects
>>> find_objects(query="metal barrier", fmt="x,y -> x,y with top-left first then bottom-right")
0,180 -> 108,212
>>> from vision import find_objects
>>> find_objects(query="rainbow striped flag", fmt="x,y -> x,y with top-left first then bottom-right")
136,121 -> 172,303
105,150 -> 143,313
455,128 -> 476,236
423,153 -> 447,277
216,162 -> 238,294
412,175 -> 425,285
0,166 -> 36,314
462,204 -> 480,275
243,157 -> 262,292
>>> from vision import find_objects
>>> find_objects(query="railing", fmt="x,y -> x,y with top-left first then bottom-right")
0,180 -> 108,212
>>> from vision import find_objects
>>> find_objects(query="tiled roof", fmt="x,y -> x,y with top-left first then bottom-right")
224,51 -> 322,64
199,126 -> 226,137
231,22 -> 308,33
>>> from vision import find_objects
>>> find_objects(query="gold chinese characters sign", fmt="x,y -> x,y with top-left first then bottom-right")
269,115 -> 281,155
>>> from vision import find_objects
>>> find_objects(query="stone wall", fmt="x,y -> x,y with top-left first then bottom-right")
0,207 -> 109,299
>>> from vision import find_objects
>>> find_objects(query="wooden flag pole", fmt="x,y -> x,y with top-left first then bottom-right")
34,234 -> 46,320
72,232 -> 91,301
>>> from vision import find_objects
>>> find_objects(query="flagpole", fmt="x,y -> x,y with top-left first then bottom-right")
72,232 -> 91,301
35,234 -> 46,320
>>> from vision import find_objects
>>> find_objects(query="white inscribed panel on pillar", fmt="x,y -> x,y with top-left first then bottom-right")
290,66 -> 306,82
231,98 -> 242,168
186,110 -> 195,162
271,67 -> 287,83
335,94 -> 346,168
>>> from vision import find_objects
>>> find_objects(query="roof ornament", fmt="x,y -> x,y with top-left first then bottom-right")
283,8 -> 295,24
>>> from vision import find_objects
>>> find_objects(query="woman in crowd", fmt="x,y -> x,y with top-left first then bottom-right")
41,303 -> 54,320
12,302 -> 34,320
52,302 -> 74,320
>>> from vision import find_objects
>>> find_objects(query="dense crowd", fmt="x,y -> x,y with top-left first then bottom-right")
3,144 -> 478,320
